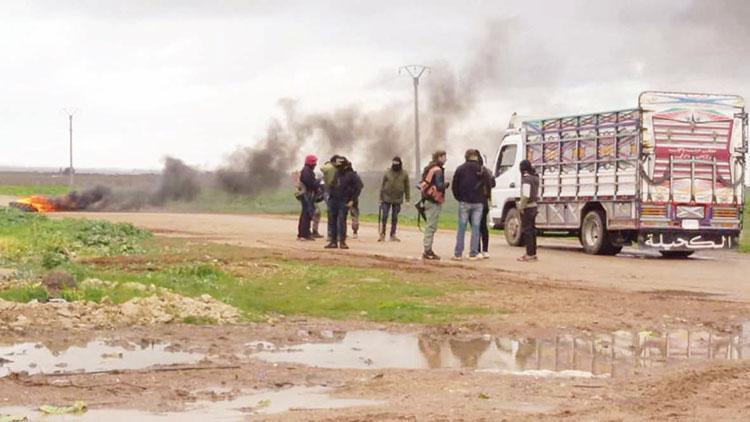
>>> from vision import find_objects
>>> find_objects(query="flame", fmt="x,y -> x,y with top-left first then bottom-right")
16,195 -> 57,213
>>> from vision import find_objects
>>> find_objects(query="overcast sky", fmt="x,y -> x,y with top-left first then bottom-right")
1,0 -> 749,173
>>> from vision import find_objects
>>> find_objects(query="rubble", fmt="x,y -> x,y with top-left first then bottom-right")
0,286 -> 242,329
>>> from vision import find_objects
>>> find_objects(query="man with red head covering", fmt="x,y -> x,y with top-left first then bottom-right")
297,154 -> 319,240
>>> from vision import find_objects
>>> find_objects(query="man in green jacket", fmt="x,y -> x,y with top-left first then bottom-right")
320,155 -> 342,242
378,156 -> 410,242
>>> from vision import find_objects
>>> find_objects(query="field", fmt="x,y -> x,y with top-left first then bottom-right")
1,173 -> 750,420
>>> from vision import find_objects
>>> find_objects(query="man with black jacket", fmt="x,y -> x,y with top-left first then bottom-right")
297,155 -> 318,241
325,157 -> 361,249
451,149 -> 485,260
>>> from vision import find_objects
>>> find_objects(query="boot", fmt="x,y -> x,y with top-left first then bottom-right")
325,242 -> 338,249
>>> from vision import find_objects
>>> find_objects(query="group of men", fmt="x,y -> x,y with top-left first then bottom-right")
296,154 -> 363,249
296,149 -> 539,262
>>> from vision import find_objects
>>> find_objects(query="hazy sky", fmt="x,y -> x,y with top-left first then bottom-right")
1,0 -> 749,172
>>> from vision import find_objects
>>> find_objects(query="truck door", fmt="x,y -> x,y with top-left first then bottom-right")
491,134 -> 522,212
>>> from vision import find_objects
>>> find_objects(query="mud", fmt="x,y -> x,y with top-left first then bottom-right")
0,323 -> 750,420
0,386 -> 385,421
0,339 -> 203,377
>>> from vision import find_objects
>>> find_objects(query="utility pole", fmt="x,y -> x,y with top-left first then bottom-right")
399,65 -> 430,182
62,108 -> 78,188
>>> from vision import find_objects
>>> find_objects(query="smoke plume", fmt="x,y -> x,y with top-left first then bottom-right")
216,99 -> 410,195
47,157 -> 202,211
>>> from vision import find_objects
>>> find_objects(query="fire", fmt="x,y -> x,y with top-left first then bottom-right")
15,195 -> 57,213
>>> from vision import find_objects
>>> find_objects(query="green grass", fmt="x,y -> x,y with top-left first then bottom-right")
0,208 -> 152,272
0,207 -> 490,324
0,285 -> 49,302
72,260 -> 486,323
0,184 -> 70,196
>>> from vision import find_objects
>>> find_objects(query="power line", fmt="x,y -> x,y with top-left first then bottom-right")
399,65 -> 430,182
62,108 -> 79,188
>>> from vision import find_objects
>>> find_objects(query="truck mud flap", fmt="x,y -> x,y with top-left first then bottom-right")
638,232 -> 739,251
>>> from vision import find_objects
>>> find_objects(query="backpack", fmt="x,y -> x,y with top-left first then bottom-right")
419,165 -> 445,204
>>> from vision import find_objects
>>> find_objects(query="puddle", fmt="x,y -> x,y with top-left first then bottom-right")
252,327 -> 749,377
0,386 -> 385,421
0,339 -> 203,377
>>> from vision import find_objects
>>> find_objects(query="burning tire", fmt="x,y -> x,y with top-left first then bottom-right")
9,201 -> 38,213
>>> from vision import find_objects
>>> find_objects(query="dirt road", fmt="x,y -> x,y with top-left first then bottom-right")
56,211 -> 750,302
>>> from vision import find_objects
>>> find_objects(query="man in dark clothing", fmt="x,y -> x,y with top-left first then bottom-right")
297,155 -> 318,241
379,156 -> 410,242
326,157 -> 361,249
451,149 -> 485,260
518,159 -> 539,262
477,153 -> 496,258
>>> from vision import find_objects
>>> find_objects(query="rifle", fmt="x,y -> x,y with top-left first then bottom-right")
414,198 -> 427,232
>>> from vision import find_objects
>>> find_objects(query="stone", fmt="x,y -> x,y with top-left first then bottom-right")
42,270 -> 76,295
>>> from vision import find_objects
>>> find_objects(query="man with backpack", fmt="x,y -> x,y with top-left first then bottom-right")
418,150 -> 448,260
451,149 -> 485,261
379,156 -> 410,242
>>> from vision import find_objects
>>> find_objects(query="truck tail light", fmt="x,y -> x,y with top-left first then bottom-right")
713,207 -> 739,219
641,205 -> 667,218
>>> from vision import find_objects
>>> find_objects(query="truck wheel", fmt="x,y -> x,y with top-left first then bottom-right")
659,251 -> 694,259
580,210 -> 610,255
504,208 -> 523,246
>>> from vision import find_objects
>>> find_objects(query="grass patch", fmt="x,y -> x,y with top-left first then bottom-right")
0,201 -> 491,324
0,285 -> 49,302
0,208 -> 151,272
0,184 -> 70,196
75,259 -> 486,324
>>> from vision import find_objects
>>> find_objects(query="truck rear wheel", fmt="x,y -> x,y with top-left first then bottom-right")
504,208 -> 523,246
580,210 -> 620,255
659,251 -> 694,259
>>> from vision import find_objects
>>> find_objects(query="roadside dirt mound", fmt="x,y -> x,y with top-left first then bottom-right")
0,285 -> 242,330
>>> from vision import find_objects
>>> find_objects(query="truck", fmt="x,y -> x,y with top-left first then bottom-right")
489,91 -> 747,257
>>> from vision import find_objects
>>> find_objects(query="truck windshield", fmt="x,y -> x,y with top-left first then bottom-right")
495,145 -> 517,176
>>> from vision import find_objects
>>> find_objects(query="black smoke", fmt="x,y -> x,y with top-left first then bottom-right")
46,157 -> 202,211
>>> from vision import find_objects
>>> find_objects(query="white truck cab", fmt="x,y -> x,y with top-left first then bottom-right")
488,119 -> 524,244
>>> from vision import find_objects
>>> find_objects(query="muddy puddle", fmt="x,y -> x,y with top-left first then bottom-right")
0,339 -> 203,377
252,326 -> 749,377
0,386 -> 385,421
